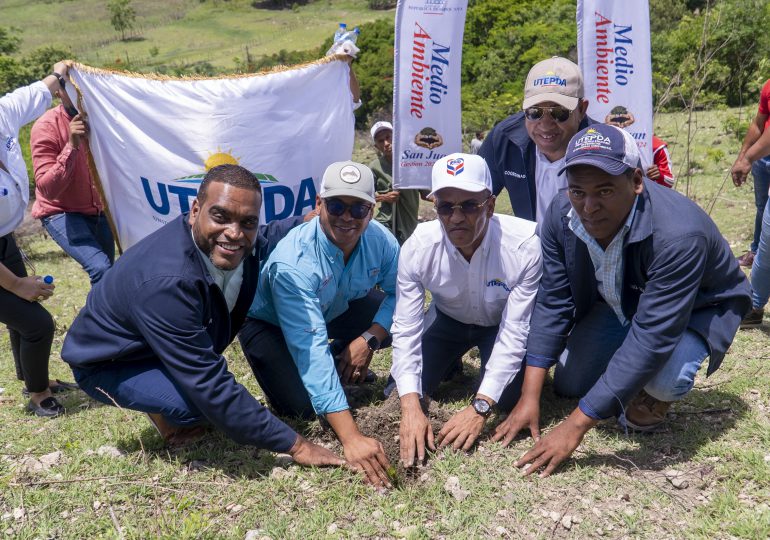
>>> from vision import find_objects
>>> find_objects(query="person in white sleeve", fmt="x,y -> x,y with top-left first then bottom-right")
390,153 -> 543,467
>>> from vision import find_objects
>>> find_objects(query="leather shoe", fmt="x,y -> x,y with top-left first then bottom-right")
146,413 -> 207,447
22,379 -> 79,398
624,390 -> 672,432
737,251 -> 755,268
740,307 -> 764,328
26,396 -> 65,418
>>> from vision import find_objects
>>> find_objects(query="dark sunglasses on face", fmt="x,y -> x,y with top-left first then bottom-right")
435,196 -> 491,216
524,105 -> 573,123
324,197 -> 373,219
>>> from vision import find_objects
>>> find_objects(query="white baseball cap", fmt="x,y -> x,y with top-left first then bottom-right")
429,153 -> 493,198
370,121 -> 393,141
320,161 -> 376,204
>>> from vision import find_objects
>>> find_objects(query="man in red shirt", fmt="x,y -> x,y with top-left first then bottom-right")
30,85 -> 114,284
731,79 -> 770,268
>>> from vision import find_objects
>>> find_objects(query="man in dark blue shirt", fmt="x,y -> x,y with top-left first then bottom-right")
62,164 -> 344,466
493,125 -> 750,477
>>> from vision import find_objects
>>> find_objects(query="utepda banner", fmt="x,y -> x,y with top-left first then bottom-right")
68,58 -> 355,250
577,0 -> 653,166
393,0 -> 468,189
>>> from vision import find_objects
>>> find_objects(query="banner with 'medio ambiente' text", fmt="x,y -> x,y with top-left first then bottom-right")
393,0 -> 468,189
69,58 -> 355,250
577,0 -> 653,166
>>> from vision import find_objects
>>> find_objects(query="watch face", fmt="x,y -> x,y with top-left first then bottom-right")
366,336 -> 379,350
473,398 -> 491,416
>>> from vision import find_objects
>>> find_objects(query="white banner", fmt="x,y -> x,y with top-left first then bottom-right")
577,0 -> 653,166
69,59 -> 355,250
393,0 -> 468,189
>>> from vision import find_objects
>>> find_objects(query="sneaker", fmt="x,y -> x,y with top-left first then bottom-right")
737,251 -> 755,267
26,396 -> 65,418
624,390 -> 672,432
740,307 -> 764,328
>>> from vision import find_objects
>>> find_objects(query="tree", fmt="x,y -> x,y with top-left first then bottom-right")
0,26 -> 21,55
108,0 -> 136,41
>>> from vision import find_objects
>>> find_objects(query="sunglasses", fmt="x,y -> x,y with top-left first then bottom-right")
324,197 -> 373,219
524,105 -> 573,123
435,196 -> 491,216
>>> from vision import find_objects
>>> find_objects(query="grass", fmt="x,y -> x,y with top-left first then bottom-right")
1,111 -> 769,538
1,0 -> 392,71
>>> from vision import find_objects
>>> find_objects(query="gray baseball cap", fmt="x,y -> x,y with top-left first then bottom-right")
320,161 -> 376,204
522,56 -> 584,110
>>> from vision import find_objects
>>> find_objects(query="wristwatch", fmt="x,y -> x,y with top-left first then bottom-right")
51,72 -> 66,89
360,330 -> 380,351
472,397 -> 492,418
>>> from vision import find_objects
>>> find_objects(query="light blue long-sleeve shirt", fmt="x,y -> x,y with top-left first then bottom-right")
247,217 -> 399,415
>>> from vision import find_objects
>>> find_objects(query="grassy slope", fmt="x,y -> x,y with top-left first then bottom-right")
2,0 -> 391,70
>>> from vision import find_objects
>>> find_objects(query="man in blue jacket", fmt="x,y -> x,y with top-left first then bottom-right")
493,125 -> 751,477
62,164 -> 344,466
479,57 -> 597,224
240,160 -> 400,488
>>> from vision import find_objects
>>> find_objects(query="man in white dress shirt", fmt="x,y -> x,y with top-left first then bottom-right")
390,153 -> 543,467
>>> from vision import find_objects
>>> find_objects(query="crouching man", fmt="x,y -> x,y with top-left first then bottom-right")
505,125 -> 750,477
390,154 -> 543,467
62,164 -> 342,465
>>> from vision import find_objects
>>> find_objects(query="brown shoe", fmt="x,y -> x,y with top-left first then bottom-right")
625,390 -> 672,432
740,307 -> 764,328
737,251 -> 755,267
146,413 -> 206,446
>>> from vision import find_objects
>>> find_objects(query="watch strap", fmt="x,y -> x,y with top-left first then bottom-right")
51,72 -> 66,89
360,330 -> 379,351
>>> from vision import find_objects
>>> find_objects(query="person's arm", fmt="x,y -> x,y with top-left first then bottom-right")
0,262 -> 54,302
336,233 -> 399,384
30,116 -> 84,201
130,276 -> 299,452
517,235 -> 710,477
437,235 -> 543,450
0,62 -> 67,137
266,264 -> 391,485
390,237 -> 435,466
732,111 -> 768,186
650,144 -> 675,187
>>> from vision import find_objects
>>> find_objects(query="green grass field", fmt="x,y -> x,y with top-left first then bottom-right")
2,0 -> 392,70
0,106 -> 768,539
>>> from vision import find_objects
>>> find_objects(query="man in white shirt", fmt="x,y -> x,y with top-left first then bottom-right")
390,153 -> 542,467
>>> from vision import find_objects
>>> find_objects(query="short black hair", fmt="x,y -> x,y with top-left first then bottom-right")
197,164 -> 262,203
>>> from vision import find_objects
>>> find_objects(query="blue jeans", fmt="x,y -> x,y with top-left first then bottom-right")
751,198 -> 770,309
553,303 -> 710,403
750,157 -> 770,253
41,213 -> 115,284
71,360 -> 203,427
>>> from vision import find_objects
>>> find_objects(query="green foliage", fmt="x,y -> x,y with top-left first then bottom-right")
24,46 -> 74,80
107,0 -> 137,41
722,114 -> 749,142
652,0 -> 770,110
0,26 -> 22,55
368,0 -> 396,9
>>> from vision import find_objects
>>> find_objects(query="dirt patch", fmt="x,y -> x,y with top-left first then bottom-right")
309,391 -> 455,486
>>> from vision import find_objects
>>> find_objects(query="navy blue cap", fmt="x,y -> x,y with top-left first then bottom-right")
558,124 -> 640,176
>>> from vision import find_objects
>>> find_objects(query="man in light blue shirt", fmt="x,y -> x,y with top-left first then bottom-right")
240,160 -> 399,488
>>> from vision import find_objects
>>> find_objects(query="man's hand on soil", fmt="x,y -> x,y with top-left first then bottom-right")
436,405 -> 485,451
288,435 -> 345,467
343,433 -> 392,488
490,397 -> 541,447
399,393 -> 435,467
515,409 -> 598,478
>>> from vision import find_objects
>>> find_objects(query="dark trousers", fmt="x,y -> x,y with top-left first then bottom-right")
239,290 -> 388,418
71,359 -> 203,427
420,308 -> 525,412
0,234 -> 55,393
